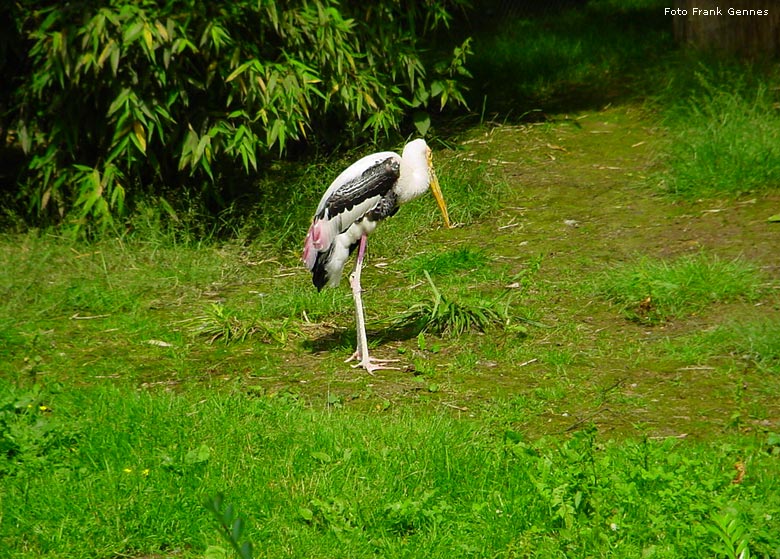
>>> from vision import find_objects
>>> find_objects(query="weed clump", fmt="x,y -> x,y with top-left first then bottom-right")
189,303 -> 295,345
393,271 -> 511,336
666,317 -> 780,374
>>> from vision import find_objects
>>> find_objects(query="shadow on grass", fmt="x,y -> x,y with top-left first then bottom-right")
301,322 -> 425,355
459,0 -> 673,120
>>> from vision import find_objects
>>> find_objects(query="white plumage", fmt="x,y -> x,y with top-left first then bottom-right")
303,150 -> 399,288
302,138 -> 451,372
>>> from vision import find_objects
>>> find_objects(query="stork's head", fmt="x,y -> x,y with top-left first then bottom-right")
400,139 -> 451,228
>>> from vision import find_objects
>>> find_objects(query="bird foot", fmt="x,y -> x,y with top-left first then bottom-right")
345,352 -> 400,374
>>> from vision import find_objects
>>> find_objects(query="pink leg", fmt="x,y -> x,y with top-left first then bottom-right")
345,234 -> 399,374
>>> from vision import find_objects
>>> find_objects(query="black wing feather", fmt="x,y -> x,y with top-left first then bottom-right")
317,157 -> 400,220
311,240 -> 363,292
312,248 -> 332,291
310,156 -> 401,291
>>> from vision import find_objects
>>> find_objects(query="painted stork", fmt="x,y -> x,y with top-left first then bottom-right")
302,138 -> 451,373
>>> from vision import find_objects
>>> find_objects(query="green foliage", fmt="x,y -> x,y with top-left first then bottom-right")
719,319 -> 780,374
190,303 -> 262,345
8,0 -> 471,234
597,253 -> 765,325
1,224 -> 779,557
0,382 -> 78,476
3,384 -> 779,557
189,303 -> 297,345
204,493 -> 254,559
709,512 -> 752,559
658,69 -> 780,197
383,490 -> 450,535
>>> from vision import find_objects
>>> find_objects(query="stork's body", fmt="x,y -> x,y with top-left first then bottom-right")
303,139 -> 450,372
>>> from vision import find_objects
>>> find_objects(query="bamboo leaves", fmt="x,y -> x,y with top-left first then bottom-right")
12,0 -> 471,234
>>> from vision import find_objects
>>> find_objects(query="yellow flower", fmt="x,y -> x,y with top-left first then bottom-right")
123,468 -> 133,474
142,468 -> 150,477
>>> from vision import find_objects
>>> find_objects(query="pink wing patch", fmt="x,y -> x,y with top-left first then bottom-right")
302,230 -> 316,270
310,218 -> 332,250
302,217 -> 333,271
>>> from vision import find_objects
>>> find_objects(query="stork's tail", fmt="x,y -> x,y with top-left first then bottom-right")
307,239 -> 360,292
311,248 -> 333,292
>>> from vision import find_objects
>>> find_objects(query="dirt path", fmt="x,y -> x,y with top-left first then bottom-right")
462,106 -> 778,268
440,105 -> 779,438
257,105 -> 780,441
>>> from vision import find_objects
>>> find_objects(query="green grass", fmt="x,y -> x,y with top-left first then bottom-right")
2,229 -> 776,558
188,303 -> 297,345
597,253 -> 766,325
2,381 -> 779,558
657,69 -> 780,197
467,0 -> 670,113
3,7 -> 780,558
664,317 -> 780,375
402,247 -> 490,280
466,2 -> 780,199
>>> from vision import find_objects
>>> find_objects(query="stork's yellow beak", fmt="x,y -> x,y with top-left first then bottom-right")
430,173 -> 451,229
428,159 -> 451,229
